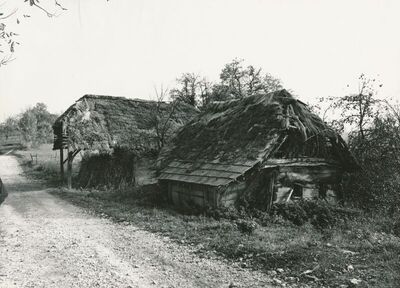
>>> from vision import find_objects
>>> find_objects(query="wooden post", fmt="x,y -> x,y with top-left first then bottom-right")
67,137 -> 72,189
265,170 -> 278,213
59,148 -> 64,182
67,151 -> 73,189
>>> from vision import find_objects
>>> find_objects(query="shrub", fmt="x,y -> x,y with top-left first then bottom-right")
235,219 -> 258,235
205,206 -> 244,221
273,202 -> 308,226
300,200 -> 336,229
246,208 -> 272,226
272,200 -> 349,229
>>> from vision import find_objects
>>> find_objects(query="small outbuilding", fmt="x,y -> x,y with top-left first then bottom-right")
53,94 -> 198,187
158,90 -> 358,210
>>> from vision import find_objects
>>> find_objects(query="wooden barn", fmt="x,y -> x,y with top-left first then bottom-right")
53,94 -> 198,187
158,89 -> 358,210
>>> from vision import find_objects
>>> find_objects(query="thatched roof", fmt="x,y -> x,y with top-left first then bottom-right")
53,94 -> 198,151
158,89 -> 358,186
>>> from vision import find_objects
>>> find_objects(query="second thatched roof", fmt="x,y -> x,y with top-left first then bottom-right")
53,94 -> 199,152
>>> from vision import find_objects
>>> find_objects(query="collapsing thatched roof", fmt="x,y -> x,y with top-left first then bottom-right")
158,89 -> 358,186
53,94 -> 198,151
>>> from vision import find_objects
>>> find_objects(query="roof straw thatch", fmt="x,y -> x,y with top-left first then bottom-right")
158,90 -> 358,186
53,94 -> 198,152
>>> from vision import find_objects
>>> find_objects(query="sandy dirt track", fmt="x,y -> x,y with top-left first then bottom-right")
0,155 -> 274,288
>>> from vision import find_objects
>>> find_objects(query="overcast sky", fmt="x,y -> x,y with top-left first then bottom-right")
0,0 -> 399,121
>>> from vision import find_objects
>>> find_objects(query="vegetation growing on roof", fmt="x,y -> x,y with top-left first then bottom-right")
161,89 -> 357,171
53,94 -> 198,153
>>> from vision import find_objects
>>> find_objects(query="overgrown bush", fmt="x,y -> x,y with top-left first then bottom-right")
273,202 -> 308,226
205,206 -> 246,221
246,208 -> 273,226
235,219 -> 258,235
272,200 -> 355,229
343,116 -> 400,214
77,147 -> 136,189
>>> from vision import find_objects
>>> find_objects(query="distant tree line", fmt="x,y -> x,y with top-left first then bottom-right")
0,103 -> 58,147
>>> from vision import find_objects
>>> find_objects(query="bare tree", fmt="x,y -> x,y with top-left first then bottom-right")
150,85 -> 179,152
332,74 -> 383,139
198,77 -> 213,107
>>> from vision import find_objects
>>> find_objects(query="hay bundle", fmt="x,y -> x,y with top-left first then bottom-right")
77,147 -> 136,189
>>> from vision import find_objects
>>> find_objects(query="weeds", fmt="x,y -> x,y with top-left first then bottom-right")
49,187 -> 400,288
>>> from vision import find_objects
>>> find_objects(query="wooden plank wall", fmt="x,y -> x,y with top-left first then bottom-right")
220,182 -> 246,207
168,181 -> 218,208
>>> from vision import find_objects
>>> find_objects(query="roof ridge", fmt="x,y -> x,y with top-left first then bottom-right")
79,94 -> 161,104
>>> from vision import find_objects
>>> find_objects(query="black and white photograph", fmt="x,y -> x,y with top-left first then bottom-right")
0,1 -> 399,287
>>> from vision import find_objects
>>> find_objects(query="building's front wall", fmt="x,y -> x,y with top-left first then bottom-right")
274,183 -> 338,203
273,161 -> 343,204
167,181 -> 219,208
219,181 -> 247,207
165,160 -> 345,210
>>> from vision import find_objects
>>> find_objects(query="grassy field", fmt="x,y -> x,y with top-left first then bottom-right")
14,145 -> 400,288
13,144 -> 81,185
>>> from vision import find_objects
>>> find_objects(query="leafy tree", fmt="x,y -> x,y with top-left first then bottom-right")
170,59 -> 283,108
0,116 -> 19,139
31,103 -> 58,143
170,73 -> 200,107
16,103 -> 58,146
219,58 -> 246,98
214,58 -> 283,100
345,112 -> 400,213
19,108 -> 38,144
170,73 -> 213,108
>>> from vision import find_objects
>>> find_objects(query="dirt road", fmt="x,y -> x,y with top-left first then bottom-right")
0,155 -> 274,288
